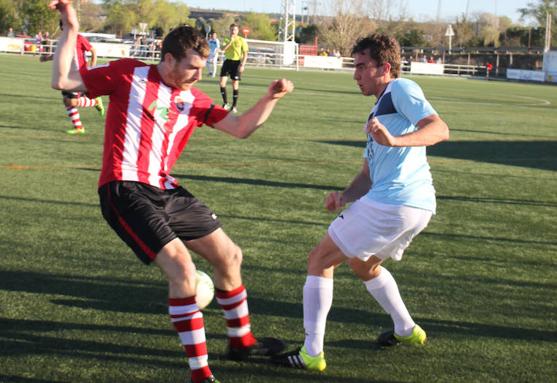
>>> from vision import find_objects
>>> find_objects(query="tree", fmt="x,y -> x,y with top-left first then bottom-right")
519,0 -> 557,45
519,0 -> 557,26
241,12 -> 277,41
79,1 -> 104,32
318,0 -> 376,56
0,0 -> 20,34
398,28 -> 425,47
103,0 -> 191,37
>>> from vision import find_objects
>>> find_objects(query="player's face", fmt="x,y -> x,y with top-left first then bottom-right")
230,26 -> 239,36
169,49 -> 206,90
352,52 -> 388,97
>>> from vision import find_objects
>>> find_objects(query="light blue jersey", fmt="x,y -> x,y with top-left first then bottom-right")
208,38 -> 220,57
364,78 -> 437,213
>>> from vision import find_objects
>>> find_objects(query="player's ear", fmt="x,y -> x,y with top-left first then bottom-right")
381,62 -> 391,76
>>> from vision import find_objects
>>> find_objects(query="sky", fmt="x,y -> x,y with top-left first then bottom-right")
181,0 -> 534,24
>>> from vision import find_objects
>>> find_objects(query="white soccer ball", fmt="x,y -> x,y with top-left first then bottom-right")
195,270 -> 215,310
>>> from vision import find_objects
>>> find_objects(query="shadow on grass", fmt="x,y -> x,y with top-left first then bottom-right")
318,139 -> 557,172
422,230 -> 557,247
0,376 -> 59,383
174,174 -> 340,191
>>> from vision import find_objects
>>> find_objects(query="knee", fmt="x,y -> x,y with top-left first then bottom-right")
212,243 -> 243,272
165,252 -> 197,290
348,258 -> 381,281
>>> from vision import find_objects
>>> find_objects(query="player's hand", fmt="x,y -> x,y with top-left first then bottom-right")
268,79 -> 294,99
366,117 -> 398,146
239,64 -> 245,73
324,191 -> 345,212
48,0 -> 72,10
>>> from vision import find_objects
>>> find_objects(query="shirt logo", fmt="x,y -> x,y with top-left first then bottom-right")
147,100 -> 169,122
174,95 -> 187,112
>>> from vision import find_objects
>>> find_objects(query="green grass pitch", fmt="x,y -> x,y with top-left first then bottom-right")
0,54 -> 556,382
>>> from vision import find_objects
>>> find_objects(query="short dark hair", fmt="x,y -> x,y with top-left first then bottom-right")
351,33 -> 401,78
229,23 -> 238,29
160,25 -> 209,61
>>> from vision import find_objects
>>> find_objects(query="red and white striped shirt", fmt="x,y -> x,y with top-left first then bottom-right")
80,59 -> 228,189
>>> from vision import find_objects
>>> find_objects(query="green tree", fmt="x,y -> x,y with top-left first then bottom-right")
0,0 -> 20,34
241,12 -> 277,41
519,0 -> 557,26
398,28 -> 425,47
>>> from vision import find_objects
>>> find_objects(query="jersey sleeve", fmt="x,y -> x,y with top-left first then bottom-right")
80,59 -> 140,99
191,89 -> 229,127
391,79 -> 437,126
78,35 -> 92,52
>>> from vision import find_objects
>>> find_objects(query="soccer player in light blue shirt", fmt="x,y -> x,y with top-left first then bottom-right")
274,33 -> 449,371
207,31 -> 220,77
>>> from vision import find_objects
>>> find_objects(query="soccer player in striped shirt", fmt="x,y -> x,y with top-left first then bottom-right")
41,20 -> 104,135
49,1 -> 293,382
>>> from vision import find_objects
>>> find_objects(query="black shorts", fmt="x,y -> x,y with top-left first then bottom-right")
61,90 -> 81,99
220,59 -> 242,81
99,181 -> 221,265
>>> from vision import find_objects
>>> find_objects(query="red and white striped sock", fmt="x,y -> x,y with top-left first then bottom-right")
169,297 -> 213,383
66,106 -> 82,128
77,96 -> 96,108
216,285 -> 257,349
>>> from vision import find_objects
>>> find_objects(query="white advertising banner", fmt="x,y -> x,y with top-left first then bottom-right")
91,42 -> 130,58
506,69 -> 545,82
302,55 -> 343,69
543,51 -> 557,73
410,62 -> 445,75
0,37 -> 24,53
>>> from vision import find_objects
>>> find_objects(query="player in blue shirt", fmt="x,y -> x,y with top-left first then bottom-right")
273,33 -> 449,371
207,32 -> 220,78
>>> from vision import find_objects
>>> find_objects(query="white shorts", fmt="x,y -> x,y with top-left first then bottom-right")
328,198 -> 432,262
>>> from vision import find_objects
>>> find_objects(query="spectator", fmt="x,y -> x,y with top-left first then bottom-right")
7,27 -> 15,37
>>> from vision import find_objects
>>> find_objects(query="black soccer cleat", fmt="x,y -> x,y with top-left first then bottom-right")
192,375 -> 220,383
227,337 -> 286,361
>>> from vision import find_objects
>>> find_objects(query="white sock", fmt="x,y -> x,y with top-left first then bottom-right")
303,275 -> 333,356
364,267 -> 415,336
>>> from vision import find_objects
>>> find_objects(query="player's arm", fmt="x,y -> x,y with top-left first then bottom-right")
49,0 -> 87,93
366,115 -> 449,147
324,160 -> 371,212
239,40 -> 248,72
212,79 -> 293,138
88,45 -> 97,67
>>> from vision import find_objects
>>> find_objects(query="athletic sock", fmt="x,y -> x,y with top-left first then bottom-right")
66,106 -> 82,129
215,285 -> 257,349
169,297 -> 213,383
76,96 -> 96,107
220,87 -> 228,104
303,275 -> 333,356
232,89 -> 239,108
364,266 -> 415,336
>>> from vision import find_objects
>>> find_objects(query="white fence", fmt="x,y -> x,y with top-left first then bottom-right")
6,36 -> 551,81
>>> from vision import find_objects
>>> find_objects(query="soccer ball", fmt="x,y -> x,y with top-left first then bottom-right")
195,270 -> 215,310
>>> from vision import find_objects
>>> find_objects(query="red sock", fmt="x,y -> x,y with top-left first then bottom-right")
66,106 -> 82,129
169,297 -> 213,383
215,285 -> 257,349
77,96 -> 96,107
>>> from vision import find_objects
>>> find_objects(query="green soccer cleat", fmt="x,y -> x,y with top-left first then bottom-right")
95,97 -> 105,117
66,127 -> 85,135
271,346 -> 327,372
377,324 -> 427,347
